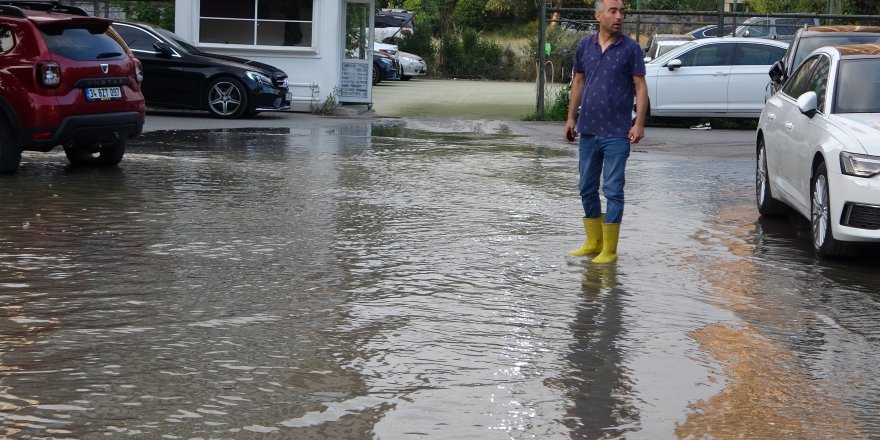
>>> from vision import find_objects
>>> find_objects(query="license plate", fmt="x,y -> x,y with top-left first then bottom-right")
86,87 -> 122,101
285,92 -> 293,101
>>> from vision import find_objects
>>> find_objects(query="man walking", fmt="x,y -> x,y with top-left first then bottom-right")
564,0 -> 648,264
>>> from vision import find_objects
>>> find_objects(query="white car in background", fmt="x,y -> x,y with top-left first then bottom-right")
398,51 -> 427,80
644,37 -> 788,118
644,39 -> 691,62
374,10 -> 414,44
756,44 -> 880,257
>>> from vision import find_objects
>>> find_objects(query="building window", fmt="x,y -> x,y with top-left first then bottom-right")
199,0 -> 313,47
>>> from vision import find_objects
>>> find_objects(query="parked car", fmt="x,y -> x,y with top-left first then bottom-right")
111,20 -> 290,119
756,44 -> 880,257
379,8 -> 415,29
398,51 -> 427,80
766,25 -> 880,98
643,37 -> 788,118
372,41 -> 400,85
374,13 -> 412,44
733,16 -> 820,41
373,52 -> 399,85
0,1 -> 145,173
643,34 -> 693,60
687,24 -> 719,39
645,39 -> 691,62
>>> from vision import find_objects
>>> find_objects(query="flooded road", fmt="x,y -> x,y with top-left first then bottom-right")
1,117 -> 879,439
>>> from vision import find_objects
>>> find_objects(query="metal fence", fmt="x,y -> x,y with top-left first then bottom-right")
535,6 -> 880,116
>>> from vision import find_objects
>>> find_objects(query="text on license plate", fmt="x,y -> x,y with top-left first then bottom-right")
86,87 -> 122,101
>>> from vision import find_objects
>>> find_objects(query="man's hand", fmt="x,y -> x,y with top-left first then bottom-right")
564,121 -> 577,142
628,125 -> 644,144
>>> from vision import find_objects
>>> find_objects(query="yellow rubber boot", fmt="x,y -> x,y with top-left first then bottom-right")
591,223 -> 620,264
568,215 -> 604,256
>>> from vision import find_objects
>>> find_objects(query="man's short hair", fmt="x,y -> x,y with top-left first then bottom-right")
595,0 -> 604,12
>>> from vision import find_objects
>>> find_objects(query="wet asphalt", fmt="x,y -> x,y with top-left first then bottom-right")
1,79 -> 878,439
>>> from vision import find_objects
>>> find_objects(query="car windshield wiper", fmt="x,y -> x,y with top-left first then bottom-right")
96,51 -> 122,59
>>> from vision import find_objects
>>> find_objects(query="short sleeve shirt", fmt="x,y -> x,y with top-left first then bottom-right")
574,33 -> 646,138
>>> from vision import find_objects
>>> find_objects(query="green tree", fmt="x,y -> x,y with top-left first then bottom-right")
642,0 -> 718,10
484,0 -> 538,17
454,0 -> 487,29
112,0 -> 175,30
748,0 -> 826,13
839,0 -> 877,14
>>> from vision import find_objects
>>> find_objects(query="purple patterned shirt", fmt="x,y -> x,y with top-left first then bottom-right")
573,32 -> 646,138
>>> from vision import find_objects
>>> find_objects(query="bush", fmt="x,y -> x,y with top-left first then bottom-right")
523,83 -> 571,121
439,28 -> 513,79
398,25 -> 435,60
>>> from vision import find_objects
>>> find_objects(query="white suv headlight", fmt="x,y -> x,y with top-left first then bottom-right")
841,151 -> 880,177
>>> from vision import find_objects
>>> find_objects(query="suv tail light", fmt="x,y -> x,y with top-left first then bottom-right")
37,61 -> 61,88
135,59 -> 143,83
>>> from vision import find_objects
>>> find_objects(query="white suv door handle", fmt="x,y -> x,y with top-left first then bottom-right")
767,112 -> 776,120
785,122 -> 794,130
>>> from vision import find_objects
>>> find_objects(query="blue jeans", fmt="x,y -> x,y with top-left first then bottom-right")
578,135 -> 630,224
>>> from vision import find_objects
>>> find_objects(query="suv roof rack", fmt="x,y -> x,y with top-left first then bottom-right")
0,1 -> 87,17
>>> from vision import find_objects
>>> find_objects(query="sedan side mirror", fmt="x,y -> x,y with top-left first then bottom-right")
666,59 -> 682,71
797,91 -> 818,118
768,60 -> 785,83
154,41 -> 174,57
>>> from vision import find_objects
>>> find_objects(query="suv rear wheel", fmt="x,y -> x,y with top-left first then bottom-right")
63,139 -> 126,167
0,117 -> 22,174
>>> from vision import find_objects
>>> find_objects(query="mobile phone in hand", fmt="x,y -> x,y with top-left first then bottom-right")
566,130 -> 576,142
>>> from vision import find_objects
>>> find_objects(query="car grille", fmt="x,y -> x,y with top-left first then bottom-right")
841,202 -> 880,230
272,73 -> 288,90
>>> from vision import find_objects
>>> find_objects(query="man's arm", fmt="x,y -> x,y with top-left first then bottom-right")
629,75 -> 647,144
564,71 -> 585,142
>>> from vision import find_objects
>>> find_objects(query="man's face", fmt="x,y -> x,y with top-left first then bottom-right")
595,0 -> 625,34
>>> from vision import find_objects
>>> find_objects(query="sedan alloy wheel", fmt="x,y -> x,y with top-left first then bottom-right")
756,140 -> 787,216
811,162 -> 851,257
207,78 -> 248,119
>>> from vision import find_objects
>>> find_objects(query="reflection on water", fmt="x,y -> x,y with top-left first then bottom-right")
0,122 -> 878,438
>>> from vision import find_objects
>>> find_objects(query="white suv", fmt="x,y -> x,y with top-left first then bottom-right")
734,16 -> 820,41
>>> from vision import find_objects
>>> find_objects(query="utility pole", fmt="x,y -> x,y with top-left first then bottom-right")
537,0 -> 547,118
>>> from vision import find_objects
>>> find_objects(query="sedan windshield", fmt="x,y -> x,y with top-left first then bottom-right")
834,58 -> 880,113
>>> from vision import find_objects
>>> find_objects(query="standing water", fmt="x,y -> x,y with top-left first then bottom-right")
0,119 -> 878,439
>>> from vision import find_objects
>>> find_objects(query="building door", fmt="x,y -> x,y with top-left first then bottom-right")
339,0 -> 373,104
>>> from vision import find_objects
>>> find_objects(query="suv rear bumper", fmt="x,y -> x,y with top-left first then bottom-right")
22,111 -> 145,152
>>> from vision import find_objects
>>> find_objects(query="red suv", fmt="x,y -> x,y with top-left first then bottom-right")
0,1 -> 145,173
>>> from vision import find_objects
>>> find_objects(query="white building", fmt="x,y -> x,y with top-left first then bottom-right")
173,0 -> 376,112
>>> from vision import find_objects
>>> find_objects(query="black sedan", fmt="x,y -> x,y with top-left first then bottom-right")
112,21 -> 290,118
373,52 -> 399,85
